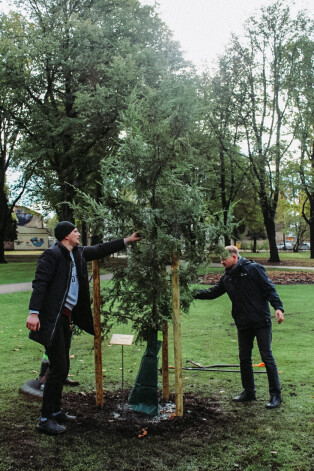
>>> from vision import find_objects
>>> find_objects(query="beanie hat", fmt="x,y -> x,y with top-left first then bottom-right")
54,221 -> 75,242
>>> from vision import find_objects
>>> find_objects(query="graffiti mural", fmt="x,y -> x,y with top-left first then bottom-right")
15,210 -> 33,226
31,237 -> 45,247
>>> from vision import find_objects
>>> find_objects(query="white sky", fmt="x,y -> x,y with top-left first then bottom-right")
1,0 -> 313,71
141,0 -> 313,70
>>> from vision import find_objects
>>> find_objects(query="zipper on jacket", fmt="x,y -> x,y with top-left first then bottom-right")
49,257 -> 72,344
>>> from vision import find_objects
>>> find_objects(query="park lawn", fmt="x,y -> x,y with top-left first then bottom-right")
0,261 -> 111,285
0,261 -> 38,284
0,284 -> 313,471
241,251 -> 314,265
1,250 -> 314,284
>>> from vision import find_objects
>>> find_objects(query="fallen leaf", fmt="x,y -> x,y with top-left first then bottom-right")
138,428 -> 148,438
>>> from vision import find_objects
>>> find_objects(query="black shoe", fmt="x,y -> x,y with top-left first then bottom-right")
53,412 -> 77,424
36,418 -> 66,435
232,391 -> 256,402
265,396 -> 282,409
64,377 -> 80,386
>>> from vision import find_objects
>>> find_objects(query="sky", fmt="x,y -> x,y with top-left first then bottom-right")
1,0 -> 313,71
141,0 -> 313,70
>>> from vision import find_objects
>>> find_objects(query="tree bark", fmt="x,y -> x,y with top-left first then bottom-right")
309,199 -> 314,259
262,210 -> 280,262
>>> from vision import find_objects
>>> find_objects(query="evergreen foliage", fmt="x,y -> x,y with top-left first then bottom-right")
72,76 -> 237,340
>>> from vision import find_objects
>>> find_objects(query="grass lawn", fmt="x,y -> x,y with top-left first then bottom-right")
1,250 -> 314,285
0,260 -> 112,285
241,251 -> 314,265
0,261 -> 38,284
0,283 -> 313,471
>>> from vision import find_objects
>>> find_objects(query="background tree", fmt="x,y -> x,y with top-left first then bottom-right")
289,33 -> 314,256
0,12 -> 33,263
279,161 -> 310,251
5,0 -> 187,223
213,1 -> 310,261
234,184 -> 266,252
197,62 -> 248,246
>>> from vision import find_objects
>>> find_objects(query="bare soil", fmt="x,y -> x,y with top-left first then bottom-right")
60,390 -> 225,439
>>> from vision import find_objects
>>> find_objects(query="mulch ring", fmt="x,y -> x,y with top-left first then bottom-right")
62,390 -> 225,438
198,271 -> 314,285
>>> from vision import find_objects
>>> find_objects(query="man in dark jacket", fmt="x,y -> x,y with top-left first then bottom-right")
26,221 -> 142,434
194,245 -> 284,409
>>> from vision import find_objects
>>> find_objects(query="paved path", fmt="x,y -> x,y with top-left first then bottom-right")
0,273 -> 114,294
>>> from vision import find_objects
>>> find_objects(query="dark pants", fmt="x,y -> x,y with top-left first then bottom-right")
237,325 -> 281,397
42,315 -> 71,418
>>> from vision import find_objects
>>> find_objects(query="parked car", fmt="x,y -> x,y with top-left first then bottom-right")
276,242 -> 293,250
299,242 -> 310,250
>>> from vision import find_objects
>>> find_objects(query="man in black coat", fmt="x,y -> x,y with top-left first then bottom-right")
194,245 -> 284,409
26,221 -> 142,434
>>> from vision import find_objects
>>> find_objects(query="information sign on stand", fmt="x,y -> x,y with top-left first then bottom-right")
110,334 -> 134,346
110,334 -> 134,417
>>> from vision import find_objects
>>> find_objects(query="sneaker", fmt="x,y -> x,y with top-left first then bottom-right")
232,390 -> 256,402
36,418 -> 66,435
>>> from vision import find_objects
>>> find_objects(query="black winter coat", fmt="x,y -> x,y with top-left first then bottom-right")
194,257 -> 284,329
29,239 -> 125,347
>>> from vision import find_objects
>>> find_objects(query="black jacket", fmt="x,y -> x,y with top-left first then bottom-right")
29,239 -> 125,347
194,257 -> 284,329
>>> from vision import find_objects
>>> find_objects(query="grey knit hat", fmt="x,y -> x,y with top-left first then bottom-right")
54,221 -> 75,242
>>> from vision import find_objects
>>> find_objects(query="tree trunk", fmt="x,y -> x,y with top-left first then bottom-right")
263,213 -> 280,262
224,209 -> 231,246
0,188 -> 17,263
252,238 -> 257,253
0,240 -> 7,264
81,221 -> 88,246
56,181 -> 75,222
219,150 -> 232,247
309,199 -> 314,259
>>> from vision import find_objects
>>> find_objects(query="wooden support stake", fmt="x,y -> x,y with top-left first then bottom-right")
92,259 -> 104,407
171,253 -> 183,416
162,321 -> 169,401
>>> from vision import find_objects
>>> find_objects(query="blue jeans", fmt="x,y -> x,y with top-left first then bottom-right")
42,315 -> 71,417
237,325 -> 281,397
